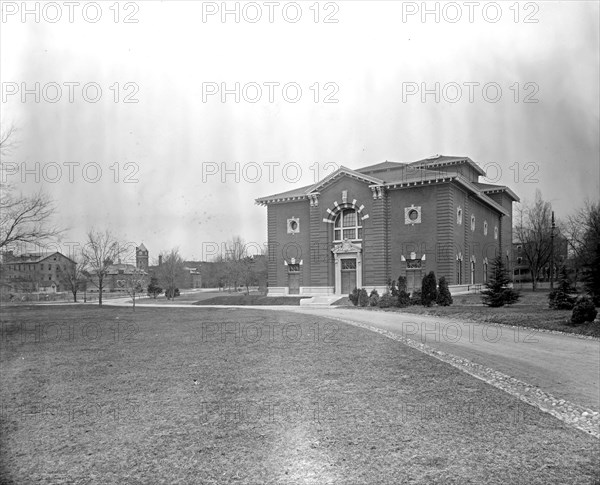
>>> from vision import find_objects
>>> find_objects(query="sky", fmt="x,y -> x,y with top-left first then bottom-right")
1,0 -> 598,262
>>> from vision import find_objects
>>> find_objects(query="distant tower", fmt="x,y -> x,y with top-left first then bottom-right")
136,244 -> 149,272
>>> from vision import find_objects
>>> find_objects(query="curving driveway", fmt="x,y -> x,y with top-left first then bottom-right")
283,307 -> 600,412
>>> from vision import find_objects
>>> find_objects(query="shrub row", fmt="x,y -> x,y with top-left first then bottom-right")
349,272 -> 453,308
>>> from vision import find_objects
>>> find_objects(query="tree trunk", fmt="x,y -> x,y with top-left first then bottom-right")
98,277 -> 103,306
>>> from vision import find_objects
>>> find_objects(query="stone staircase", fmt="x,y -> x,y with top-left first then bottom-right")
299,296 -> 341,307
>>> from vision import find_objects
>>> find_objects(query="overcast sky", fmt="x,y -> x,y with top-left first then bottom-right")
1,0 -> 598,261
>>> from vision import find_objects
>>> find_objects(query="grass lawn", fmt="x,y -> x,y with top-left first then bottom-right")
193,294 -> 311,306
336,290 -> 600,338
1,305 -> 598,484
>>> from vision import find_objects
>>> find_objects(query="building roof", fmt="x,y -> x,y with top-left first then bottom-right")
384,166 -> 458,185
137,243 -> 148,252
254,184 -> 314,203
408,154 -> 487,176
310,166 -> 385,192
105,263 -> 146,275
474,182 -> 520,202
256,156 -> 517,213
2,251 -> 76,265
356,161 -> 407,174
255,166 -> 386,205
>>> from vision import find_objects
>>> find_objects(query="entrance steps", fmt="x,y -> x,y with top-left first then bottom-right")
299,295 -> 341,307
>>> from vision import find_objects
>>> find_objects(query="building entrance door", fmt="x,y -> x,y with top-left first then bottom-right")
406,270 -> 422,293
288,274 -> 300,294
341,258 -> 357,294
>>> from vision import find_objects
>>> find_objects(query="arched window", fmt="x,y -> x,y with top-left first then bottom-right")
470,261 -> 475,284
334,209 -> 362,241
483,260 -> 488,283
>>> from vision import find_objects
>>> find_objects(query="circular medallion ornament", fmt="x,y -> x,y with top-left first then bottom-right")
404,205 -> 422,224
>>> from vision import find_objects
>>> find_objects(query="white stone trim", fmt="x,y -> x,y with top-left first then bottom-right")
299,286 -> 335,295
405,205 -> 422,224
332,241 -> 363,296
287,217 -> 300,234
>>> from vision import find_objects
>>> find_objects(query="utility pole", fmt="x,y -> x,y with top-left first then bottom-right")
550,211 -> 555,290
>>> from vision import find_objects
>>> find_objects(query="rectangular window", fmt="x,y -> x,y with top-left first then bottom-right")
334,229 -> 341,240
343,229 -> 355,240
40,264 -> 44,270
288,264 -> 300,273
341,259 -> 356,270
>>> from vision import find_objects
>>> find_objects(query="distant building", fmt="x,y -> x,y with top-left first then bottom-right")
0,251 -> 76,293
148,256 -> 203,289
87,244 -> 149,293
88,262 -> 148,293
136,244 -> 149,272
512,235 -> 569,283
182,262 -> 202,289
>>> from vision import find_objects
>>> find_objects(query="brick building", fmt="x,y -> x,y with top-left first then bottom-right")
148,254 -> 202,290
256,155 -> 519,296
88,244 -> 149,293
1,251 -> 76,293
182,263 -> 202,289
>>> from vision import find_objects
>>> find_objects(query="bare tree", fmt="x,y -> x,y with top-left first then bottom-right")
564,200 -> 600,300
1,124 -> 62,250
564,200 -> 598,263
119,267 -> 148,311
514,190 -> 554,291
0,123 -> 17,155
82,229 -> 125,306
224,236 -> 247,291
222,236 -> 265,294
0,189 -> 63,250
56,256 -> 88,302
157,248 -> 185,299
